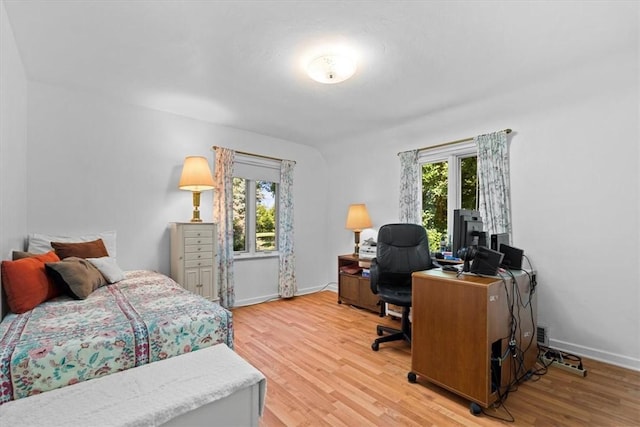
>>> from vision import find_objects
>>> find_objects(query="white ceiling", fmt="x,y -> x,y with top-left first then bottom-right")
3,1 -> 636,147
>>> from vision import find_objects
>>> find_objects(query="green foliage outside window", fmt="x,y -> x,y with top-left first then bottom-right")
422,156 -> 477,254
233,177 -> 246,251
256,181 -> 276,250
460,156 -> 478,211
233,179 -> 277,252
422,162 -> 448,253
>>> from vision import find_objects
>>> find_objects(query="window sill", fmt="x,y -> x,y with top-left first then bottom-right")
234,252 -> 280,261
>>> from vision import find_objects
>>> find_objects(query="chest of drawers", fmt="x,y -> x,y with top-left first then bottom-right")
170,222 -> 217,301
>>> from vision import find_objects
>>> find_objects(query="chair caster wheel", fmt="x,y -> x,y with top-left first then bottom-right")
407,372 -> 417,383
470,402 -> 482,416
376,326 -> 383,336
371,342 -> 379,351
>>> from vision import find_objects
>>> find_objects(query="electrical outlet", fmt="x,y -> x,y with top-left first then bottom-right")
537,325 -> 549,347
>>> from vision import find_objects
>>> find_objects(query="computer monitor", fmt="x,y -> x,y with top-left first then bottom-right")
499,243 -> 524,270
470,246 -> 504,276
452,209 -> 486,256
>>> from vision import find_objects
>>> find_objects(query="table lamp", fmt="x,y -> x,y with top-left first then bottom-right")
345,203 -> 372,256
179,156 -> 215,222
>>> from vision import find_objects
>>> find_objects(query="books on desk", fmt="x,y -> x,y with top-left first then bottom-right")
340,264 -> 362,275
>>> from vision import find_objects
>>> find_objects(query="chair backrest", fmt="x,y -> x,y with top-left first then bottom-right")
376,223 -> 433,274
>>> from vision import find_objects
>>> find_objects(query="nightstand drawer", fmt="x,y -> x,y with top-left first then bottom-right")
185,258 -> 214,268
185,237 -> 213,246
185,251 -> 213,261
184,229 -> 213,238
184,244 -> 211,253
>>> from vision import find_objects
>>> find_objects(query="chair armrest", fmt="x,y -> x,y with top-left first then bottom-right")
370,258 -> 380,294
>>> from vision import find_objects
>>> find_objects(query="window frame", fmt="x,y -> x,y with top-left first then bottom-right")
418,141 -> 477,246
232,155 -> 281,260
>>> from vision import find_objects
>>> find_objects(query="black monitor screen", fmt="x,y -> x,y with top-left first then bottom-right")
452,209 -> 484,255
464,220 -> 485,248
499,243 -> 524,270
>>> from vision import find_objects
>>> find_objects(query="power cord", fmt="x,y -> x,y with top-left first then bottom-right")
482,268 -> 540,423
538,344 -> 585,371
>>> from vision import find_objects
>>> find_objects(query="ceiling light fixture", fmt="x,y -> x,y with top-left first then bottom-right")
306,54 -> 357,84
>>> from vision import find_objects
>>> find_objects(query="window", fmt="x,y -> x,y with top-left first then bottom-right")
232,155 -> 280,256
420,141 -> 478,253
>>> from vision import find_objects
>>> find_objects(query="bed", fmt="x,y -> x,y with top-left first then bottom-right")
0,269 -> 234,404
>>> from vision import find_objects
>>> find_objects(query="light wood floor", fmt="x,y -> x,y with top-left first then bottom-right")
232,291 -> 640,426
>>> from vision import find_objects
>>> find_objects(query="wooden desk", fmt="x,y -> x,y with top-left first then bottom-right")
410,269 -> 537,409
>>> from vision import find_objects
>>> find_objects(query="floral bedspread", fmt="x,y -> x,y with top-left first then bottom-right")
0,270 -> 233,404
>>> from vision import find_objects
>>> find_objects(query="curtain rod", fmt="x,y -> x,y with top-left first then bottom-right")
212,146 -> 296,164
397,128 -> 513,156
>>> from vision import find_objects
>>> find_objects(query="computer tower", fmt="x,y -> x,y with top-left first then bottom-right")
490,233 -> 509,251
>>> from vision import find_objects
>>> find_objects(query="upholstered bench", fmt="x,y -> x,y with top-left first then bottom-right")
0,344 -> 266,426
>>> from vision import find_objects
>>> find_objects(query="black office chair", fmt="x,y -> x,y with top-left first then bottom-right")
370,223 -> 435,351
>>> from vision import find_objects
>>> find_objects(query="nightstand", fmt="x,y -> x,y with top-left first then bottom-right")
337,254 -> 383,315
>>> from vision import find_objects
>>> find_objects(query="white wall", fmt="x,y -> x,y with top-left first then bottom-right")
320,49 -> 639,370
0,0 -> 28,267
3,0 -> 637,371
25,82 -> 331,305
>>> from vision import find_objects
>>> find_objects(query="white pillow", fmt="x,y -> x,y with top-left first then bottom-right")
28,231 -> 117,257
87,257 -> 126,283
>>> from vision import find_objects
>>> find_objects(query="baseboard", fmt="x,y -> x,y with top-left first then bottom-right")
549,338 -> 640,372
233,283 -> 336,307
234,293 -> 280,307
296,283 -> 337,295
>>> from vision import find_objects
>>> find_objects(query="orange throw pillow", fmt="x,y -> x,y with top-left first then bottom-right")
1,251 -> 61,313
51,239 -> 109,259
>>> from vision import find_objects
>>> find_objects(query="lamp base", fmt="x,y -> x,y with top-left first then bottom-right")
190,191 -> 203,223
353,230 -> 361,256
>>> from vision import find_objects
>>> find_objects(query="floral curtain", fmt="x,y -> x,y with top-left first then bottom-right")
213,147 -> 235,308
399,150 -> 421,224
474,130 -> 511,240
278,160 -> 297,298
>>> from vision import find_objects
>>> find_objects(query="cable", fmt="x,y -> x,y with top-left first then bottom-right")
538,344 -> 585,371
485,266 -> 542,423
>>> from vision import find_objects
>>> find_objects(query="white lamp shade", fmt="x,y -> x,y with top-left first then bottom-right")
345,203 -> 372,230
179,156 -> 214,191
